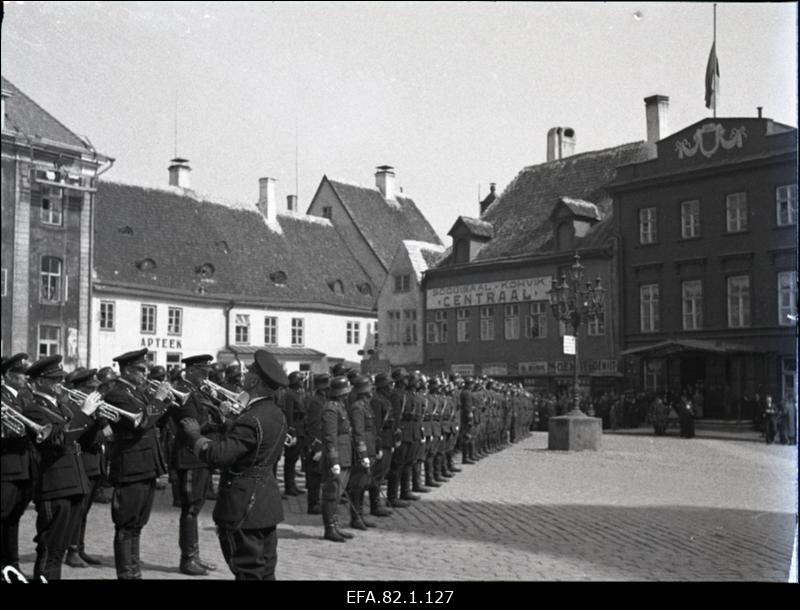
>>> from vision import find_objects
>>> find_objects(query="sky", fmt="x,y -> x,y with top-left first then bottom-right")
1,1 -> 796,242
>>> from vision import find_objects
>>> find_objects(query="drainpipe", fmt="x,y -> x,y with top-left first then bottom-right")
223,300 -> 236,363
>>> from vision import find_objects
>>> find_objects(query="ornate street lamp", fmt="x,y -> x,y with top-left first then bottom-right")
547,252 -> 605,417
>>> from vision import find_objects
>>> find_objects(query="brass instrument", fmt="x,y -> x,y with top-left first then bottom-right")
1,401 -> 53,442
61,387 -> 144,427
201,379 -> 247,415
147,379 -> 190,405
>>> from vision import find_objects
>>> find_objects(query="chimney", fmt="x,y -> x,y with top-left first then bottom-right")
168,157 -> 191,189
644,95 -> 669,145
1,89 -> 11,132
286,194 -> 298,212
546,127 -> 576,162
375,165 -> 396,201
479,182 -> 497,216
257,177 -> 278,223
757,106 -> 763,118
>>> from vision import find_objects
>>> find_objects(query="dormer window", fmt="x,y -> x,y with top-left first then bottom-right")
196,263 -> 215,278
270,271 -> 287,286
454,239 -> 470,264
328,279 -> 344,294
556,221 -> 574,250
118,226 -> 134,235
216,240 -> 231,254
357,282 -> 373,296
135,258 -> 157,272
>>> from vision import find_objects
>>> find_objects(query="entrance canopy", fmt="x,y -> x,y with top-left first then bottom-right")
621,338 -> 770,358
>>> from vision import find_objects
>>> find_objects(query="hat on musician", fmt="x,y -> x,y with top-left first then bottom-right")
1,352 -> 29,375
148,365 -> 167,382
182,354 -> 214,369
225,363 -> 242,378
65,367 -> 97,386
25,355 -> 66,380
113,348 -> 150,370
374,372 -> 391,389
249,349 -> 289,389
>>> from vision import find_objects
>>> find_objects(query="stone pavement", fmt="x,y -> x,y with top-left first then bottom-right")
15,430 -> 797,581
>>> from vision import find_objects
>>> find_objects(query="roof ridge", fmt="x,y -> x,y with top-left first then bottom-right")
101,177 -> 257,211
519,140 -> 646,172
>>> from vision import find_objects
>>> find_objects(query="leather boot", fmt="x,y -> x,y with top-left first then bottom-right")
368,486 -> 392,517
439,454 -> 454,478
130,531 -> 142,579
400,467 -> 420,501
412,462 -> 430,493
113,530 -> 136,580
448,454 -> 462,472
65,545 -> 88,568
424,458 -> 441,487
78,544 -> 102,566
350,490 -> 376,528
179,516 -> 207,576
322,502 -> 345,542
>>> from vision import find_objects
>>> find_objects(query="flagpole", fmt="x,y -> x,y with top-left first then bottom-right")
713,3 -> 717,118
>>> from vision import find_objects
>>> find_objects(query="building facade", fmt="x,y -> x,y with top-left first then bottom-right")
1,77 -> 112,367
612,115 -> 797,418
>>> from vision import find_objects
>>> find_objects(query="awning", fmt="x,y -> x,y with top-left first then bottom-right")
621,338 -> 770,358
217,345 -> 326,363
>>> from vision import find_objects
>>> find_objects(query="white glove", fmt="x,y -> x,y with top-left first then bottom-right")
376,450 -> 383,460
154,382 -> 171,402
312,451 -> 322,462
331,464 -> 341,475
81,391 -> 102,416
360,457 -> 370,469
102,425 -> 115,441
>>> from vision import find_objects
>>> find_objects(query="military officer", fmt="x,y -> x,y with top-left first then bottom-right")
303,374 -> 329,515
24,355 -> 101,581
281,372 -> 305,496
346,375 -> 377,530
170,354 -> 221,576
180,350 -> 289,580
460,377 -> 476,464
1,353 -> 37,573
62,367 -> 107,567
367,372 -> 396,517
103,349 -> 171,579
320,375 -> 355,542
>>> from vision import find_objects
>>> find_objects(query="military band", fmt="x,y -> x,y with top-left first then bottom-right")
1,347 -> 539,579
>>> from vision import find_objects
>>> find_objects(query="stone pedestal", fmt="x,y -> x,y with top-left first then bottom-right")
548,413 -> 603,451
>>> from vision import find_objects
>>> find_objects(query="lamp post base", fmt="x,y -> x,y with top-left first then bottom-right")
548,413 -> 602,451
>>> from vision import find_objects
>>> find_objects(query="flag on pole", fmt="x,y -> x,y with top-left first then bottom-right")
705,42 -> 720,110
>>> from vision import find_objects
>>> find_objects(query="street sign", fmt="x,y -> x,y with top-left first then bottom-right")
563,335 -> 576,355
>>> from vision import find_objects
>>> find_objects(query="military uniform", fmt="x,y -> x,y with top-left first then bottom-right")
103,349 -> 169,579
460,380 -> 476,464
368,373 -> 396,517
303,376 -> 329,514
321,376 -> 354,542
1,354 -> 36,572
346,376 -> 377,529
182,350 -> 289,580
280,373 -> 306,496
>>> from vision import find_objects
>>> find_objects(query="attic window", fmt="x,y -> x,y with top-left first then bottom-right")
270,271 -> 287,286
135,258 -> 157,271
196,263 -> 215,278
118,226 -> 134,235
357,282 -> 373,296
215,240 -> 231,254
328,279 -> 345,294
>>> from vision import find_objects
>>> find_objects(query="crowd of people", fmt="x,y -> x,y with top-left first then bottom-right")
1,349 -> 538,581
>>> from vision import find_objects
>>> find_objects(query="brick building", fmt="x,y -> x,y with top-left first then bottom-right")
1,77 -> 112,367
612,110 -> 797,418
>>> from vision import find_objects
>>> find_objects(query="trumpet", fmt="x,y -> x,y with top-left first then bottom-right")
61,387 -> 143,427
1,401 -> 53,442
201,379 -> 247,415
147,379 -> 190,405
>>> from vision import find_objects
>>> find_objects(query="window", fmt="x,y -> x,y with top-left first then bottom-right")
640,284 -> 660,332
38,325 -> 61,359
387,310 -> 401,344
235,314 -> 250,344
145,351 -> 156,366
322,206 -> 332,219
168,307 -> 183,335
525,301 -> 547,339
682,280 -> 703,330
141,304 -> 156,334
291,318 -> 304,346
588,311 -> 606,336
504,304 -> 520,340
727,275 -> 750,328
456,308 -> 470,343
1,268 -> 6,297
403,310 -> 417,345
166,352 -> 182,372
479,306 -> 495,341
643,359 -> 664,392
681,200 -> 700,238
726,192 -> 748,232
639,207 -> 657,244
394,274 -> 410,293
777,185 -> 798,226
427,311 -> 448,344
40,256 -> 62,302
778,271 -> 797,326
100,301 -> 115,331
346,321 -> 361,345
40,186 -> 63,226
264,316 -> 278,345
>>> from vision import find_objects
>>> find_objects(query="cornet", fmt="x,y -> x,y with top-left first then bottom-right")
147,379 -> 190,405
61,387 -> 143,427
201,379 -> 247,415
1,401 -> 53,442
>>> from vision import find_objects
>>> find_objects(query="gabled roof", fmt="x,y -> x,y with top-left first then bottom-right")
474,141 -> 651,260
553,197 -> 601,221
324,178 -> 442,270
448,216 -> 494,239
1,76 -> 91,151
402,240 -> 446,281
95,181 -> 376,312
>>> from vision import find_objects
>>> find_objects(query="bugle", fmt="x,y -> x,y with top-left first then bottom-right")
147,379 -> 190,405
61,387 -> 143,427
1,401 -> 53,442
201,379 -> 247,415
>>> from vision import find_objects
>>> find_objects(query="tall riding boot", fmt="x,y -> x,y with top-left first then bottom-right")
323,501 -> 346,542
327,500 -> 353,539
368,485 -> 392,517
130,530 -> 142,579
113,529 -> 136,580
435,454 -> 451,480
412,461 -> 430,493
178,515 -> 207,576
307,470 -> 322,514
387,471 -> 409,508
350,489 -> 376,528
424,457 -> 441,487
400,465 -> 420,501
65,544 -> 88,568
462,442 -> 476,464
448,452 -> 462,472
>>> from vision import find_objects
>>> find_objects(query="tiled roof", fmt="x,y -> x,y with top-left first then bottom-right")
474,141 -> 651,260
326,178 -> 442,270
449,216 -> 494,239
403,240 -> 446,281
95,181 -> 376,312
1,76 -> 90,151
558,197 -> 601,220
